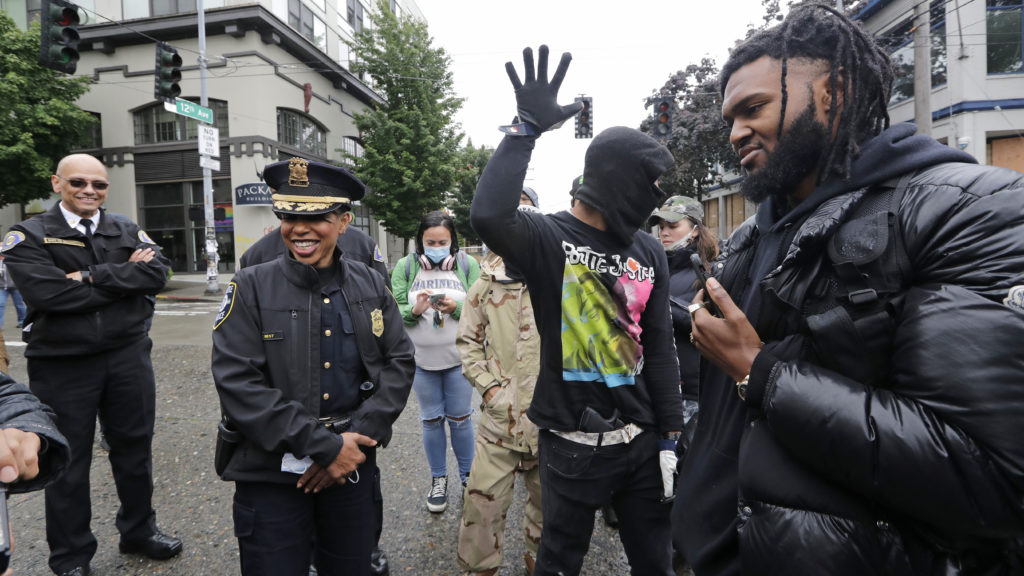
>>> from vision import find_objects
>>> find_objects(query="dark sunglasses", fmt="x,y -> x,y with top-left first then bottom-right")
58,176 -> 109,191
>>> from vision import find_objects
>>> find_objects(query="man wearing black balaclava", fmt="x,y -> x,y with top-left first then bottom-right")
470,45 -> 683,576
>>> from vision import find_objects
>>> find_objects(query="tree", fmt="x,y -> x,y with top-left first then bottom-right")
446,139 -> 493,247
639,0 -> 783,200
0,12 -> 95,208
344,0 -> 463,249
641,58 -> 737,200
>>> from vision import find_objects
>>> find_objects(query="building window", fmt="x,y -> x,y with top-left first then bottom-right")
152,0 -> 196,16
84,112 -> 102,149
138,180 -> 234,273
340,136 -> 363,165
988,0 -> 1024,74
881,1 -> 947,105
288,0 -> 328,50
347,0 -> 364,32
27,0 -> 41,23
277,108 -> 327,157
133,99 -> 229,145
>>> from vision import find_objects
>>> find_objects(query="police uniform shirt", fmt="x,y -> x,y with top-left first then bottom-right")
58,202 -> 100,236
317,264 -> 364,417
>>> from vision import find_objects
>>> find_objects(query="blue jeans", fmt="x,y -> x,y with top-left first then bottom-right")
0,288 -> 26,325
412,365 -> 475,481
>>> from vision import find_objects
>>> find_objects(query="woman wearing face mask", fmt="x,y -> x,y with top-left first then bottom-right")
649,195 -> 718,569
391,210 -> 481,514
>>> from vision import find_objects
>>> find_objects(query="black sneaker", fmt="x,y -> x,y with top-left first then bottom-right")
426,476 -> 447,513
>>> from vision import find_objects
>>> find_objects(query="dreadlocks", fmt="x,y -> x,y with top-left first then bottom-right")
720,1 -> 894,181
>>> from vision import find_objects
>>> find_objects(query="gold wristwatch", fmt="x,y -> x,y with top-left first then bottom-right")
736,374 -> 750,401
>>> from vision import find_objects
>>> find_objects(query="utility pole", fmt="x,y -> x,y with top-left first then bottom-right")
198,0 -> 219,294
913,0 -> 932,135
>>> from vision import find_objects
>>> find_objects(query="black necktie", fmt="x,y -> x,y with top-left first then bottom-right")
81,219 -> 93,237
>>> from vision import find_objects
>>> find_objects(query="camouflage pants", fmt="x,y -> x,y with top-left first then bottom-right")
457,435 -> 542,573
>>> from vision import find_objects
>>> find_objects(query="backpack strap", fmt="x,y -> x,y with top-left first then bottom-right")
455,251 -> 470,289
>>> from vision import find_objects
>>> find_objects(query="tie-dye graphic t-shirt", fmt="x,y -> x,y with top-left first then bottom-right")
560,243 -> 655,388
496,210 -> 683,433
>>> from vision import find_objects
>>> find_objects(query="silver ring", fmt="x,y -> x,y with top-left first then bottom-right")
689,332 -> 696,344
687,302 -> 706,315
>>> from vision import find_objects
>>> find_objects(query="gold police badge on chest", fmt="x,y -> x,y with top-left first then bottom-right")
371,308 -> 384,337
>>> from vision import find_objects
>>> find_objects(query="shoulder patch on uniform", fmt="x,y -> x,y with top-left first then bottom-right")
213,282 -> 237,330
1005,285 -> 1024,313
138,230 -> 156,244
44,237 -> 86,248
373,245 -> 384,262
1,231 -> 26,253
371,308 -> 384,337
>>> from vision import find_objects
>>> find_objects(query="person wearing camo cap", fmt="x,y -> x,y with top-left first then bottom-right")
649,195 -> 719,570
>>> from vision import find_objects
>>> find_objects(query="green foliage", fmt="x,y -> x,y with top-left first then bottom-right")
447,139 -> 493,246
0,12 -> 95,208
343,0 -> 463,248
641,58 -> 738,200
639,0 -> 785,201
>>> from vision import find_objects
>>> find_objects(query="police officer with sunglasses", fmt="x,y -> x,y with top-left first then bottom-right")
1,153 -> 180,576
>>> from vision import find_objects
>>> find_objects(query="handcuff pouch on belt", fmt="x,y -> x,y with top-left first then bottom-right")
214,417 -> 243,476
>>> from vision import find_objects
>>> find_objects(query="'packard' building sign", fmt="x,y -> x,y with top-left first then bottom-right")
234,183 -> 272,206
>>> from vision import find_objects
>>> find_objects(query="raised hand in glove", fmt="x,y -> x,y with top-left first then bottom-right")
505,45 -> 583,133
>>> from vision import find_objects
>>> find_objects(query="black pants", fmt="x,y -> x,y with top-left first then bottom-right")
534,429 -> 673,576
234,449 -> 377,576
28,338 -> 158,574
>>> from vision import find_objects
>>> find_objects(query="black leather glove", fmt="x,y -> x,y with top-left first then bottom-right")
504,45 -> 583,133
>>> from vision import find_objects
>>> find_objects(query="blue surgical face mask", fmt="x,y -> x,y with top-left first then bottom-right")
424,246 -> 450,264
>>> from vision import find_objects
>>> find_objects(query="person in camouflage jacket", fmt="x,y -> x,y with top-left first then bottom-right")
456,204 -> 542,576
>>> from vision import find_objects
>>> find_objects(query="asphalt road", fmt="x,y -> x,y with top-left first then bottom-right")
0,283 -> 659,576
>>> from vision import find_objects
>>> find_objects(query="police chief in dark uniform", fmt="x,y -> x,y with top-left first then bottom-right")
1,153 -> 181,576
238,199 -> 392,576
211,157 -> 415,576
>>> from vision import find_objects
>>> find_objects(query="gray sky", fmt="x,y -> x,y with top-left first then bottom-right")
414,0 -> 770,213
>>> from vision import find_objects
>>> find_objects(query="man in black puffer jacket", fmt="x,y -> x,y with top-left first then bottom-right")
679,4 -> 1024,576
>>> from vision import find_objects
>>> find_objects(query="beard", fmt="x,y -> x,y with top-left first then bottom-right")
739,102 -> 830,206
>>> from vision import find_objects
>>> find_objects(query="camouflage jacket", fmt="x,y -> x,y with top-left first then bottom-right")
457,252 -> 539,453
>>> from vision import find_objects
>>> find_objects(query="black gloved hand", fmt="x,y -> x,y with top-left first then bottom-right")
505,45 -> 583,133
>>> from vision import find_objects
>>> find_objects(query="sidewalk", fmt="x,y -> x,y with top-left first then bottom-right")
156,272 -> 234,302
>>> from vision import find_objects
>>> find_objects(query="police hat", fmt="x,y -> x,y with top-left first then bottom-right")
263,157 -> 366,216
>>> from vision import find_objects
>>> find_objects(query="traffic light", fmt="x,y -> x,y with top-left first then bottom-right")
38,0 -> 81,74
575,96 -> 593,139
154,42 -> 183,103
654,97 -> 673,138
